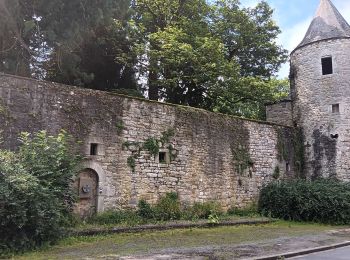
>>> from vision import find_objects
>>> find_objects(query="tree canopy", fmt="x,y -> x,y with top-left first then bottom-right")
0,0 -> 289,119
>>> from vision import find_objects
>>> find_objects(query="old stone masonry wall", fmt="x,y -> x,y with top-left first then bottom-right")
0,73 -> 297,211
291,39 -> 350,181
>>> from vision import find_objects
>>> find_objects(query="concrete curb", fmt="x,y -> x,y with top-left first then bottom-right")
71,219 -> 275,237
254,241 -> 350,260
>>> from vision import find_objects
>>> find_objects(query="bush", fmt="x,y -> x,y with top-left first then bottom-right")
137,199 -> 154,219
258,179 -> 350,224
153,192 -> 182,221
188,202 -> 222,219
0,131 -> 79,254
88,195 -> 225,226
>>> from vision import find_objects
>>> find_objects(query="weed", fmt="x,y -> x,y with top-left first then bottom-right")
127,156 -> 136,172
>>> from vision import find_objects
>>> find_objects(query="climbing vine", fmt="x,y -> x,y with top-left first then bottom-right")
293,128 -> 305,179
232,145 -> 254,176
272,166 -> 280,179
143,137 -> 160,158
127,156 -> 136,173
115,121 -> 125,135
276,129 -> 289,162
0,100 -> 14,123
160,129 -> 175,144
123,128 -> 177,172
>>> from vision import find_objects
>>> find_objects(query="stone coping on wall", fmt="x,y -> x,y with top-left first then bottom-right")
0,72 -> 293,129
265,99 -> 292,106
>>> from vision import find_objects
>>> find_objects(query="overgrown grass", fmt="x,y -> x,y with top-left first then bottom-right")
84,193 -> 258,228
87,210 -> 144,226
17,220 -> 339,260
227,203 -> 259,217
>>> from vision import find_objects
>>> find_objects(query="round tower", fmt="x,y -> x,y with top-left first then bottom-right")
291,0 -> 350,180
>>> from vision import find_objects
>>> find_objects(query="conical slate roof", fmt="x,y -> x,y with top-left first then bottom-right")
296,0 -> 350,49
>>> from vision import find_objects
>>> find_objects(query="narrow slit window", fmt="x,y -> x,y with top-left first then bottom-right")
90,143 -> 98,155
332,104 -> 340,114
159,152 -> 167,164
322,57 -> 333,75
286,162 -> 291,172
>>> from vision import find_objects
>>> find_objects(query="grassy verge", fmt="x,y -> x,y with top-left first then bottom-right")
16,221 -> 340,260
72,214 -> 265,232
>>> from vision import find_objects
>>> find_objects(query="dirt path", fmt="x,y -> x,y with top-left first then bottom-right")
117,229 -> 350,260
18,222 -> 350,260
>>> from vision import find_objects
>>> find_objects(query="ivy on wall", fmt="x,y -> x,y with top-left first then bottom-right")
272,165 -> 280,179
293,128 -> 305,179
275,127 -> 305,179
232,145 -> 254,176
143,137 -> 160,157
115,121 -> 125,135
0,99 -> 14,123
123,128 -> 177,173
276,129 -> 289,162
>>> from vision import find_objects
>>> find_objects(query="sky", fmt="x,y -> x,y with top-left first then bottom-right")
240,0 -> 350,78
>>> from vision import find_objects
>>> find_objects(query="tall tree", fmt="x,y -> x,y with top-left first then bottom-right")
0,0 -> 139,92
44,0 -> 139,92
131,0 -> 211,100
211,0 -> 288,78
0,0 -> 34,77
129,0 -> 288,118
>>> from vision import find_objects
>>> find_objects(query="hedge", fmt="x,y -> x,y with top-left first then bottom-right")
258,179 -> 350,224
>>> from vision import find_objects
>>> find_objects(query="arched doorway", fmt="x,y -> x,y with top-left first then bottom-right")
74,168 -> 99,219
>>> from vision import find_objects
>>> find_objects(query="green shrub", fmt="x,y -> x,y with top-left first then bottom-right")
137,199 -> 154,219
0,131 -> 79,255
188,202 -> 222,219
208,212 -> 220,224
258,179 -> 350,224
154,192 -> 182,221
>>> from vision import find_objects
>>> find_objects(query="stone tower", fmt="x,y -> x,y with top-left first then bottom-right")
291,0 -> 350,180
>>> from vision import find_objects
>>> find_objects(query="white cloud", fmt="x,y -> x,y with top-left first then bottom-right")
276,17 -> 312,78
277,0 -> 350,78
241,0 -> 350,78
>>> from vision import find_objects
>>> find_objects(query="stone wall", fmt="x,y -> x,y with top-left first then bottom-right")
0,73 -> 296,211
291,38 -> 350,181
266,100 -> 293,127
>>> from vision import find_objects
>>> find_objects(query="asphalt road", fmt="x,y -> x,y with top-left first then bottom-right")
290,246 -> 350,260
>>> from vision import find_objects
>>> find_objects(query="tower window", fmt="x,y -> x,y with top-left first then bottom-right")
321,57 -> 333,75
90,143 -> 98,155
332,104 -> 340,114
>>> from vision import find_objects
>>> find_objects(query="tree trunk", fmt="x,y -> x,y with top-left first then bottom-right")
148,59 -> 159,101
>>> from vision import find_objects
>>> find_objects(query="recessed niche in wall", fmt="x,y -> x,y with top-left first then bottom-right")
159,152 -> 166,163
332,104 -> 340,114
157,150 -> 170,165
286,162 -> 291,172
90,143 -> 98,156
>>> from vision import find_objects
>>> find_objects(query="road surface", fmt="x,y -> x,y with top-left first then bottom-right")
291,246 -> 350,260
